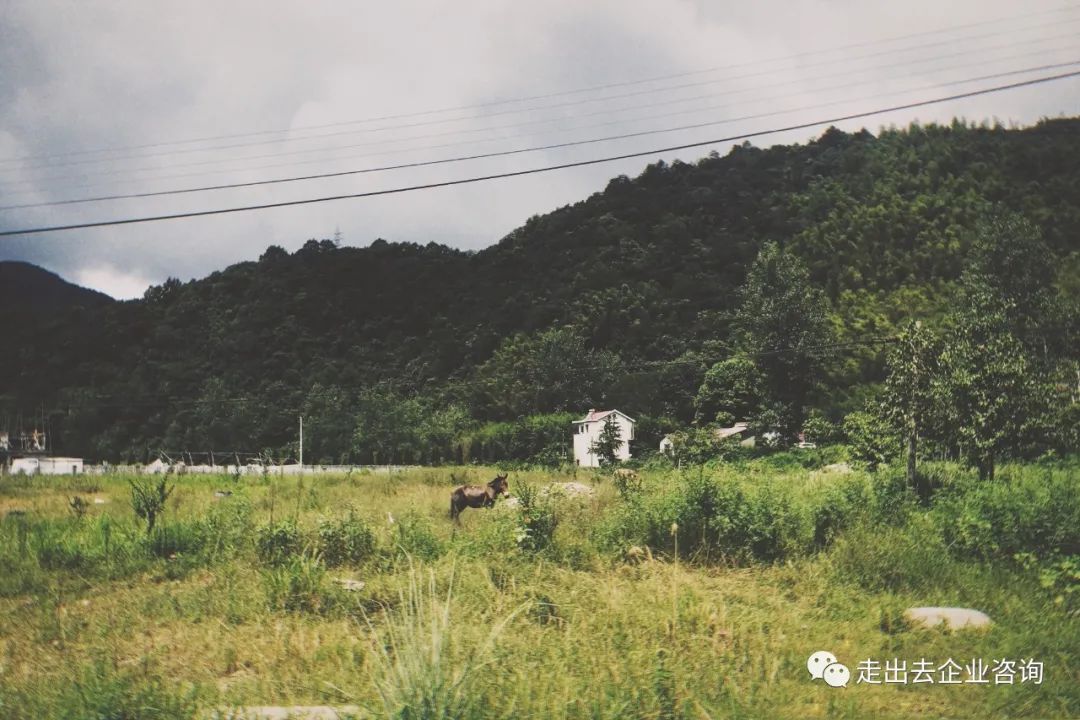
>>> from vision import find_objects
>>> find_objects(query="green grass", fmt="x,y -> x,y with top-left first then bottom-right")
0,459 -> 1076,719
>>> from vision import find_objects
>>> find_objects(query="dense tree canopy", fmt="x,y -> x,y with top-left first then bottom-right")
2,118 -> 1078,463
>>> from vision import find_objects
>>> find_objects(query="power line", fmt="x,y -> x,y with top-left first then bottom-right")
3,33 -> 1076,195
3,44 -> 1077,199
7,15 -> 1079,177
4,59 -> 1077,211
2,2 -> 1077,166
1,69 -> 1077,238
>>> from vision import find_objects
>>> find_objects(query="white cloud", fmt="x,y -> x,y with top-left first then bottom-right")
72,264 -> 152,301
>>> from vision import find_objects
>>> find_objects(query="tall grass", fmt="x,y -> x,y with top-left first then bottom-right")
0,461 -> 1076,718
364,564 -> 521,720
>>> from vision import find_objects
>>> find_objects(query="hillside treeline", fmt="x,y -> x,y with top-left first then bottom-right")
2,118 -> 1078,468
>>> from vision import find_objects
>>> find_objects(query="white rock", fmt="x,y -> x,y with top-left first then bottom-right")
332,578 -> 365,592
904,607 -> 992,629
543,482 -> 594,498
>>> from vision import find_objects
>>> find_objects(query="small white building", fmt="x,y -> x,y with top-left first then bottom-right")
572,409 -> 635,467
11,456 -> 84,475
660,422 -> 755,455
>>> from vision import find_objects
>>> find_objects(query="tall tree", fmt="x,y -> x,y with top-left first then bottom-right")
472,326 -> 623,420
693,355 -> 763,426
732,242 -> 834,438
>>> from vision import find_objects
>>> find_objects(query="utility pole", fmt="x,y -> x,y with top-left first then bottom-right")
298,415 -> 304,471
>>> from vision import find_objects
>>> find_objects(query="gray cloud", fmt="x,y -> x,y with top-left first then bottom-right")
1,0 -> 1077,298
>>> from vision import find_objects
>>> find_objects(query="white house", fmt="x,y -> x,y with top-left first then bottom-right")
11,456 -> 84,475
572,409 -> 635,467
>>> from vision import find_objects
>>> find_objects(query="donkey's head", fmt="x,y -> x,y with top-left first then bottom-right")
489,473 -> 509,497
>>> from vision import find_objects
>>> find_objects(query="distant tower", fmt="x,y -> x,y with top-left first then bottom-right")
333,226 -> 342,247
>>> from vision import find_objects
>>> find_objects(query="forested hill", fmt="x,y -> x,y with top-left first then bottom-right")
3,118 -> 1079,462
0,261 -> 113,313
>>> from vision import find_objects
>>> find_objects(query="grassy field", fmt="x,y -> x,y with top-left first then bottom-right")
0,457 -> 1076,719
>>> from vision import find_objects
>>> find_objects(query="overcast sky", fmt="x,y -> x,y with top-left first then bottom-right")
1,0 -> 1078,299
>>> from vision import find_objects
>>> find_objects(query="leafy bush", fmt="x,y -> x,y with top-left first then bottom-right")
931,465 -> 1080,559
598,470 -> 815,563
843,409 -> 897,470
612,469 -> 645,500
1015,552 -> 1080,615
256,519 -> 305,565
809,474 -> 873,548
392,515 -> 444,561
317,512 -> 377,567
664,429 -> 746,466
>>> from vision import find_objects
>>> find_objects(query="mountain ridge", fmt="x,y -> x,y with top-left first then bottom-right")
2,117 -> 1078,461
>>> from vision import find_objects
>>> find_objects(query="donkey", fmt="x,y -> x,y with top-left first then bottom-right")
450,473 -> 509,521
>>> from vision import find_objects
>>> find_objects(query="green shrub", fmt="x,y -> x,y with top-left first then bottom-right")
809,475 -> 873,548
612,469 -> 645,500
1015,552 -> 1080,615
932,465 -> 1080,559
843,409 -> 897,470
392,515 -> 444,561
256,519 -> 305,565
317,512 -> 377,567
598,471 -> 814,563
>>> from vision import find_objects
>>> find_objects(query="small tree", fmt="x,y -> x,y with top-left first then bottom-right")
881,320 -> 941,497
591,417 -> 623,467
938,281 -> 1038,480
843,408 -> 896,471
68,495 -> 89,520
129,477 -> 174,534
